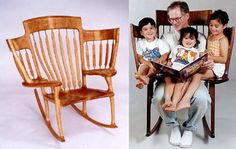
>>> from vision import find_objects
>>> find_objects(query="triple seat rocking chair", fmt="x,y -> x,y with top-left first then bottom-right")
6,16 -> 120,142
130,10 -> 235,138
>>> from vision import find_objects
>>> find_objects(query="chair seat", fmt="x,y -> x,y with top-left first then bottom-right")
44,87 -> 114,106
83,69 -> 117,77
208,75 -> 229,84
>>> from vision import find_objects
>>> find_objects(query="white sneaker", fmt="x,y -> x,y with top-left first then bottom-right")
169,126 -> 181,146
180,130 -> 193,148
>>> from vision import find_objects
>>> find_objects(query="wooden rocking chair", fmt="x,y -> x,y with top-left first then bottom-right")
131,10 -> 212,137
131,10 -> 235,138
6,16 -> 120,142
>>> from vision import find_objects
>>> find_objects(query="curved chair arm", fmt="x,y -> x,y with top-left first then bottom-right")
22,78 -> 62,88
83,69 -> 117,77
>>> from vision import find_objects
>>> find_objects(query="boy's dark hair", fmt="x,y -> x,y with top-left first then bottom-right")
179,27 -> 200,48
167,1 -> 189,15
138,17 -> 156,32
210,9 -> 229,25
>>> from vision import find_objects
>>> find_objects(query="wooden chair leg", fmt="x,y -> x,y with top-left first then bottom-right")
146,82 -> 152,136
146,80 -> 162,137
110,96 -> 117,126
202,82 -> 215,138
54,87 -> 65,140
82,101 -> 87,113
34,89 -> 65,142
209,82 -> 215,137
146,116 -> 163,137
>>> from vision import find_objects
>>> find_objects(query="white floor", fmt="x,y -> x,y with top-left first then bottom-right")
129,76 -> 236,149
0,80 -> 129,149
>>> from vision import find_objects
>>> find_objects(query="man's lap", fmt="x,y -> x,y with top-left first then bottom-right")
152,81 -> 211,105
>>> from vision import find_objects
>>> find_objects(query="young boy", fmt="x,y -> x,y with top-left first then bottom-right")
135,17 -> 169,89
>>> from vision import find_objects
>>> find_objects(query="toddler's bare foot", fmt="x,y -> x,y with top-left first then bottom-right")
135,75 -> 149,85
162,100 -> 172,108
136,80 -> 144,89
165,104 -> 177,112
176,101 -> 190,111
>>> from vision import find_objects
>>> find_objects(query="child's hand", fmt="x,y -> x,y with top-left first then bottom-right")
162,100 -> 172,108
149,65 -> 156,74
208,51 -> 215,56
166,60 -> 172,66
200,59 -> 214,72
161,60 -> 167,65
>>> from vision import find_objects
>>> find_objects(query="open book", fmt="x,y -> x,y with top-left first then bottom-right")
152,53 -> 208,82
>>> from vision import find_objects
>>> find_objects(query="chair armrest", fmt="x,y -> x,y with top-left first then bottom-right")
22,78 -> 62,88
83,69 -> 117,77
207,74 -> 229,85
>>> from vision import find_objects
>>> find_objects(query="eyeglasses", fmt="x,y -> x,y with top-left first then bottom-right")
168,14 -> 185,23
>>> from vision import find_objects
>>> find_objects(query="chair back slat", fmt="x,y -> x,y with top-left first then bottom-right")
25,50 -> 35,78
85,42 -> 91,69
109,41 -> 116,68
51,30 -> 66,88
16,49 -> 40,81
58,30 -> 72,89
45,31 -> 58,80
73,30 -> 82,87
19,51 -> 30,78
104,41 -> 109,67
65,30 -> 76,89
92,41 -> 96,69
99,41 -> 103,68
32,33 -> 52,80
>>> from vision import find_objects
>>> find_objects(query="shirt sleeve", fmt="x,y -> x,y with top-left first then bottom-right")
158,39 -> 170,55
161,31 -> 178,51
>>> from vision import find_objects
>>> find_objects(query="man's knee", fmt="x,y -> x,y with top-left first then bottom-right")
193,82 -> 211,101
192,83 -> 210,111
192,96 -> 209,110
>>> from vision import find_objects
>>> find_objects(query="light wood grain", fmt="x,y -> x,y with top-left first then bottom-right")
6,16 -> 120,142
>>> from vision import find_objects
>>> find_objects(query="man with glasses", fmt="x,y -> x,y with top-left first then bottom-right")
153,1 -> 213,148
